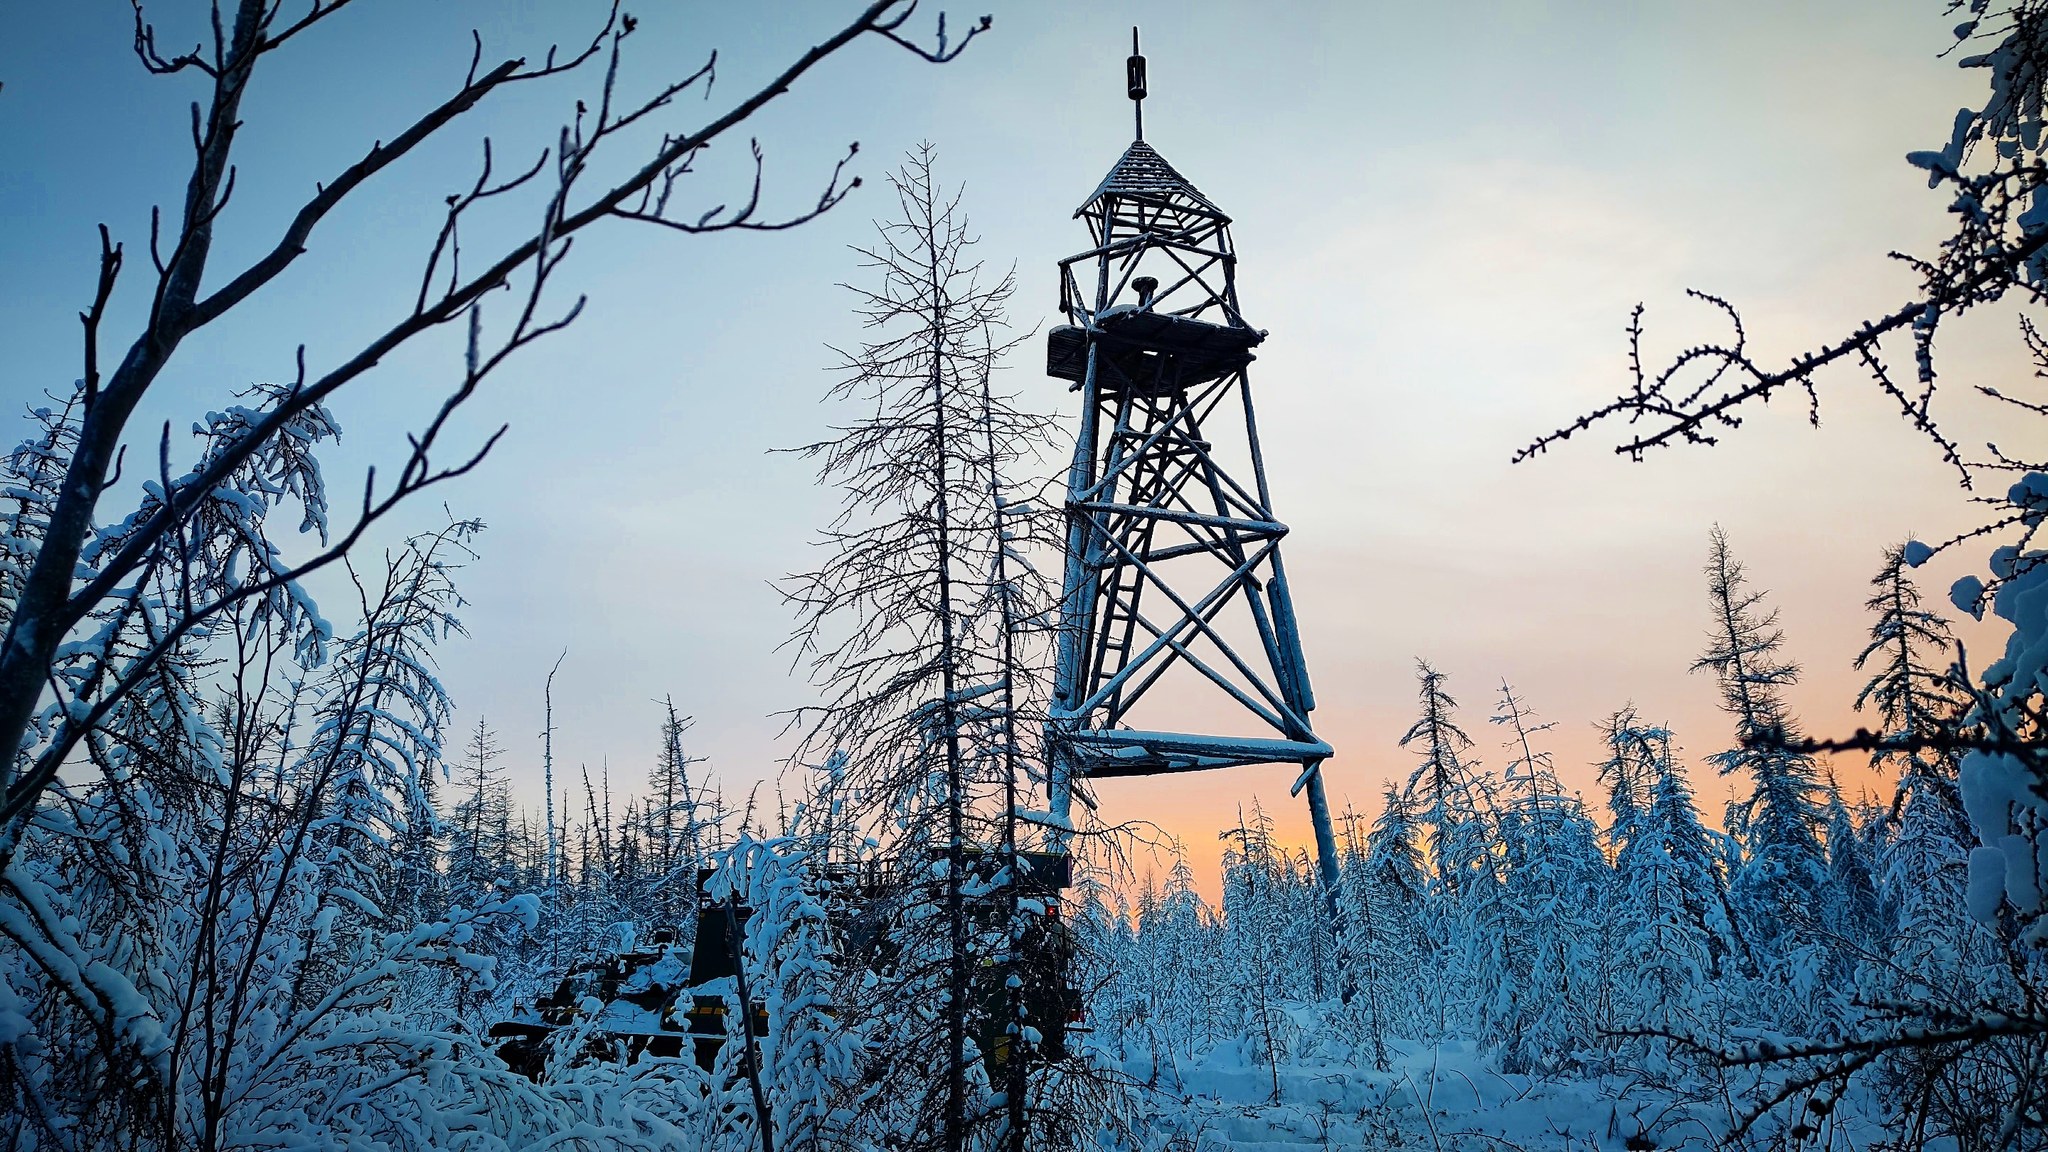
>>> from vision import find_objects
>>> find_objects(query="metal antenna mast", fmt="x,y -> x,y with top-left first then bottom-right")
1128,27 -> 1146,142
1045,30 -> 1342,896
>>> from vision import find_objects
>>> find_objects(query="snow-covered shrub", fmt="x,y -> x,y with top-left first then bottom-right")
699,833 -> 866,1152
1945,516 -> 2048,944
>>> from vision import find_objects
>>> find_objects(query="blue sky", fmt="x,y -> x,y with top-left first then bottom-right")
0,1 -> 2015,891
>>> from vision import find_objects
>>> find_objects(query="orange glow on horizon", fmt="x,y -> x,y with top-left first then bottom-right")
1093,559 -> 2006,908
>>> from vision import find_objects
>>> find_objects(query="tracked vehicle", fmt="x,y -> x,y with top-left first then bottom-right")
491,847 -> 1081,1080
488,929 -> 697,1079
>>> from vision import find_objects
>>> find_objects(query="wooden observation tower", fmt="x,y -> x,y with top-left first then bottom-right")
1046,31 -> 1340,893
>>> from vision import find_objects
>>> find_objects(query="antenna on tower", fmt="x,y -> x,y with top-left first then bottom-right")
1127,27 -> 1147,142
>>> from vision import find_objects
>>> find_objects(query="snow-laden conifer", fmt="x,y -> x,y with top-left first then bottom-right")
1126,848 -> 1225,1063
1219,803 -> 1306,1088
1395,662 -> 1497,1035
1694,527 -> 1830,984
1597,714 -> 1734,1077
0,516 -> 584,1149
1398,662 -> 1492,902
695,835 -> 865,1152
1336,805 -> 1410,1069
1469,683 -> 1608,1074
647,699 -> 707,942
1822,786 -> 1884,969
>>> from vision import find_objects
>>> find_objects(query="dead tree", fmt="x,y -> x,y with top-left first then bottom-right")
779,144 -> 1051,1152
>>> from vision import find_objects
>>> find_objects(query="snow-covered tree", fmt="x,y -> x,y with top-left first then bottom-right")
1365,781 -> 1430,917
1596,704 -> 1660,861
1471,683 -> 1608,1074
0,392 -> 80,622
1852,548 -> 2007,958
1398,662 -> 1491,901
1858,547 -> 1972,780
648,699 -> 707,937
1822,786 -> 1884,965
1219,804 -> 1310,1091
1694,528 -> 1830,977
1125,848 -> 1226,1063
1336,804 -> 1414,1069
696,835 -> 866,1152
0,513 -> 570,1150
1600,715 -> 1736,1078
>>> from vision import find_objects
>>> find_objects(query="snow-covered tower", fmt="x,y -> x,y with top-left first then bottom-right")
1046,30 -> 1340,892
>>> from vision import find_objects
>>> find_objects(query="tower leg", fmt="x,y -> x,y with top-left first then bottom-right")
1301,758 -> 1353,1002
1047,351 -> 1103,862
1046,733 -> 1075,857
1301,759 -> 1340,895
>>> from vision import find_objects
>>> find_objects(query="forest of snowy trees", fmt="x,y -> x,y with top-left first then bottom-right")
5,1 -> 2048,1151
1086,526 -> 2029,1148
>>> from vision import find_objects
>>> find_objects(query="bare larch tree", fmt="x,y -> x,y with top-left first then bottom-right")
779,143 -> 1053,1152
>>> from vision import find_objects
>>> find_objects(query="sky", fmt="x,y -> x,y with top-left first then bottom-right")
0,1 -> 2024,900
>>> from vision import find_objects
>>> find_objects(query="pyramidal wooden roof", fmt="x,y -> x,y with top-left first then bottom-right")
1075,140 -> 1228,221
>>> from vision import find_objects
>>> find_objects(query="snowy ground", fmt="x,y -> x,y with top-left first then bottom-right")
1119,1041 -> 1752,1151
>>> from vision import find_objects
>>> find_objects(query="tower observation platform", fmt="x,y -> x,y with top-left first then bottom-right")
1045,32 -> 1340,894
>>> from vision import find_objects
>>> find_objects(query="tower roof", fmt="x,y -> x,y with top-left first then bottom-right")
1075,140 -> 1228,222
